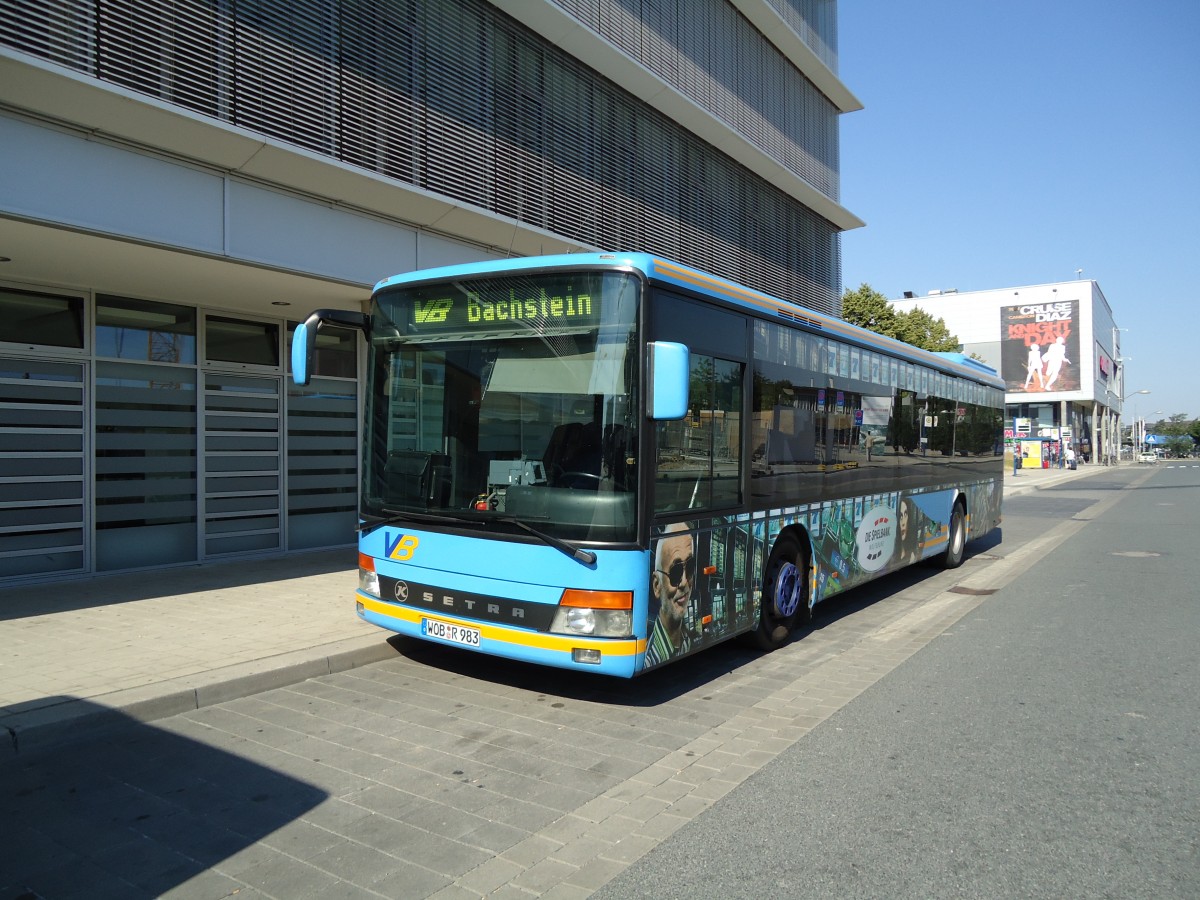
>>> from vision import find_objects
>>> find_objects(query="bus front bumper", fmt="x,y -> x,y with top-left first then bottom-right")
357,592 -> 643,678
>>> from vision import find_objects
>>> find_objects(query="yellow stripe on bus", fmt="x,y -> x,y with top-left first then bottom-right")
358,595 -> 646,656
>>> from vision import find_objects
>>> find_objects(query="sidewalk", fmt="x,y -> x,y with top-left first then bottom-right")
0,547 -> 393,757
0,462 -> 1105,758
1004,457 -> 1104,496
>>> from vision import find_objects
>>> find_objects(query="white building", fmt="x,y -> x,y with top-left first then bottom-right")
891,280 -> 1131,464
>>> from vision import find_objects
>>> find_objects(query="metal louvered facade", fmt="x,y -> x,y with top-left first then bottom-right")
552,0 -> 841,197
0,0 -> 854,315
768,0 -> 839,71
0,0 -> 860,584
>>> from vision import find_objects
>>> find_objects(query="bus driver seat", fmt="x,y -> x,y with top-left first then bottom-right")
543,422 -> 603,488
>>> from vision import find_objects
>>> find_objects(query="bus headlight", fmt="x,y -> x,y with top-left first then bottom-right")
358,552 -> 380,597
550,590 -> 633,638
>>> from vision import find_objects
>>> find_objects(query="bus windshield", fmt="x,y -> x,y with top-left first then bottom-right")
364,269 -> 641,543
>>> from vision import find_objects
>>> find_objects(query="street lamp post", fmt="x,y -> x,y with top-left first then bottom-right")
1121,389 -> 1151,463
1111,328 -> 1129,464
1141,410 -> 1163,457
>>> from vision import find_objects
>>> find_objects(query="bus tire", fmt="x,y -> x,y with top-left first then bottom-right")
753,533 -> 811,651
938,501 -> 967,570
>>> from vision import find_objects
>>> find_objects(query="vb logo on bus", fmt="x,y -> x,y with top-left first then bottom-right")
385,532 -> 420,561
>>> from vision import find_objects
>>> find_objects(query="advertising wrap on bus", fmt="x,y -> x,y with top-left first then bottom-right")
295,253 -> 1004,677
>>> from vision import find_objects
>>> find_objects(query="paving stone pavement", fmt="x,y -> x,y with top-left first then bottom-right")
0,462 -> 1105,897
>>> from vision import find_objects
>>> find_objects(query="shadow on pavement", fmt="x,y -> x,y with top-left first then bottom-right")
0,699 -> 327,899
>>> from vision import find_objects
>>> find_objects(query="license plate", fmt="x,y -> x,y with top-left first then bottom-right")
421,617 -> 481,647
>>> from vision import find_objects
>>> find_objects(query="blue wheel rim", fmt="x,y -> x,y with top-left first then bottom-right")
774,561 -> 801,617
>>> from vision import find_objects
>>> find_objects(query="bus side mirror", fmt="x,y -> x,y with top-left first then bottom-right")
291,309 -> 369,386
291,319 -> 316,386
647,341 -> 689,420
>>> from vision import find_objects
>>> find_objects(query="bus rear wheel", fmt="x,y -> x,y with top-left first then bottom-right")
938,502 -> 967,569
753,533 -> 811,651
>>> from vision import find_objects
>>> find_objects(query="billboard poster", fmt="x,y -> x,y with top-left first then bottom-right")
1000,300 -> 1080,393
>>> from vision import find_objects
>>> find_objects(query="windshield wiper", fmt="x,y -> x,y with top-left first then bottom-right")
359,508 -> 477,535
486,515 -> 597,566
361,509 -> 596,565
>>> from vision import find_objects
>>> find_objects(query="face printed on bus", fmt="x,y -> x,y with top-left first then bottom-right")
895,497 -> 922,564
653,526 -> 696,629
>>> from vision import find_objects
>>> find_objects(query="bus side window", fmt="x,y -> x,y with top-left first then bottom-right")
655,353 -> 743,514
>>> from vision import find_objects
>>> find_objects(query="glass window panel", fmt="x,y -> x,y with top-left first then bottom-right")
287,376 -> 357,549
96,295 -> 197,363
808,337 -> 823,373
206,316 -> 280,367
0,355 -> 86,578
0,548 -> 84,579
202,371 -> 282,557
206,515 -> 279,536
95,361 -> 198,570
207,532 -> 279,554
207,495 -> 282,515
0,287 -> 84,349
656,353 -> 743,514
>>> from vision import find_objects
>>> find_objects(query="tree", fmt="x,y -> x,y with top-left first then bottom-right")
1160,413 -> 1191,435
895,308 -> 961,352
1166,435 -> 1194,459
1148,415 -> 1198,458
842,283 -> 899,338
842,283 -> 963,353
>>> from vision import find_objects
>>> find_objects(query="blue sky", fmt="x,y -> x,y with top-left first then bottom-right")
838,1 -> 1200,422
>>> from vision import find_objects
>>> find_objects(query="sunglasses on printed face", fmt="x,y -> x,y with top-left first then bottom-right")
656,556 -> 696,587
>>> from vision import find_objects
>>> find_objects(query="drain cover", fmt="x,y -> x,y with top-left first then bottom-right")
949,586 -> 997,596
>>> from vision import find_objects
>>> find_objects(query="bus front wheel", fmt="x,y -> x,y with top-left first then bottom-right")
753,533 -> 811,651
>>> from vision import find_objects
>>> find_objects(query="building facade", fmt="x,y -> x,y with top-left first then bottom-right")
0,0 -> 861,584
890,280 -> 1130,465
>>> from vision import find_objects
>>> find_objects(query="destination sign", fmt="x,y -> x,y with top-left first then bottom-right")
380,272 -> 621,337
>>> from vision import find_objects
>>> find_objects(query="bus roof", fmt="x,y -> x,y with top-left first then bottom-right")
373,253 -> 1004,388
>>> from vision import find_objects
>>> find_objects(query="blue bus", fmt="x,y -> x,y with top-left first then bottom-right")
292,253 -> 1004,677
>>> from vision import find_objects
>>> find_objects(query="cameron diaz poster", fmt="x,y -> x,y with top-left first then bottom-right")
1001,300 -> 1080,393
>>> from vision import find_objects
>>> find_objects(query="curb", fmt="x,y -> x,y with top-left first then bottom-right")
1003,464 -> 1108,496
1,634 -> 400,760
